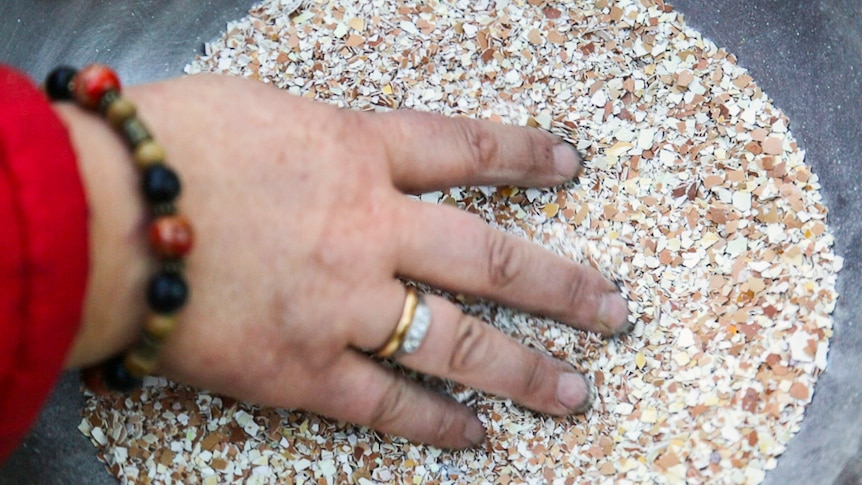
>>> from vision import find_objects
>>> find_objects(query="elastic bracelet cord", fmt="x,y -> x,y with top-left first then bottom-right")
45,64 -> 194,394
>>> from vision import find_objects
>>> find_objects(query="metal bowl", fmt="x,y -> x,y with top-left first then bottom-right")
1,1 -> 859,483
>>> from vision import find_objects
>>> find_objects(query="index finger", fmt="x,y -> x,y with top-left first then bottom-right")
370,110 -> 585,193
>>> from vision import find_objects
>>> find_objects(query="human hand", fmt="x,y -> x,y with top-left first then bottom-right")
62,74 -> 629,449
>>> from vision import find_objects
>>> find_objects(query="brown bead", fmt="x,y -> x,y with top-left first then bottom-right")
80,366 -> 111,397
105,96 -> 137,128
121,117 -> 151,147
151,202 -> 177,217
144,313 -> 179,340
133,140 -> 165,168
161,259 -> 185,274
124,346 -> 160,378
149,215 -> 194,258
97,90 -> 120,114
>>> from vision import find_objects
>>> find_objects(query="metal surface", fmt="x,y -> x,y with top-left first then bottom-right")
0,1 -> 859,483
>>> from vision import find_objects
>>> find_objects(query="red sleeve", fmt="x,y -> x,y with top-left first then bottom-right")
0,66 -> 89,462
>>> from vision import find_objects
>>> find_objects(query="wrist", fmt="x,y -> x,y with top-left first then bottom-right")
55,101 -> 151,369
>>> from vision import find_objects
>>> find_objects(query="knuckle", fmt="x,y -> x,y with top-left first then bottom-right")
448,314 -> 490,375
333,109 -> 388,167
518,350 -> 551,399
565,267 -> 591,310
485,230 -> 524,289
384,110 -> 437,161
432,408 -> 462,446
462,121 -> 500,173
368,378 -> 409,431
333,105 -> 367,139
529,133 -> 556,172
521,130 -> 541,165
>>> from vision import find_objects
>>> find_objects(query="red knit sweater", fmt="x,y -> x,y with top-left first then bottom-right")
0,65 -> 89,462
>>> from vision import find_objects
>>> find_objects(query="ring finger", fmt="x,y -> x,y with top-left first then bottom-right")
358,292 -> 594,416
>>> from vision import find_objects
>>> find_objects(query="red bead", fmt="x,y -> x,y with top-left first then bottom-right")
73,64 -> 121,109
149,215 -> 194,258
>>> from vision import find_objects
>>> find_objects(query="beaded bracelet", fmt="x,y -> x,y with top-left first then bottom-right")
45,64 -> 193,394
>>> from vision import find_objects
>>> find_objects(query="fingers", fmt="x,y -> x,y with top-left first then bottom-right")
370,110 -> 584,193
395,200 -> 630,335
308,350 -> 486,449
351,289 -> 593,416
395,295 -> 594,416
319,285 -> 592,449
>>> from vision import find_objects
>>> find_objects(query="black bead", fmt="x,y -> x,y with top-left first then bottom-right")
102,355 -> 142,392
45,66 -> 78,101
147,271 -> 188,313
142,165 -> 182,205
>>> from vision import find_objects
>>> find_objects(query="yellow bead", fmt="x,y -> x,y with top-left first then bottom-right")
124,347 -> 160,377
104,96 -> 136,128
133,140 -> 165,168
144,313 -> 179,340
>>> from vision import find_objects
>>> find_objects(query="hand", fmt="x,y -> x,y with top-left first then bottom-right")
60,74 -> 629,449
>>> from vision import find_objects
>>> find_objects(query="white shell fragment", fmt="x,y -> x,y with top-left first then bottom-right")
81,1 -> 842,484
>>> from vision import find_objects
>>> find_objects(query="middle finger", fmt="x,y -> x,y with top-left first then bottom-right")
395,199 -> 630,336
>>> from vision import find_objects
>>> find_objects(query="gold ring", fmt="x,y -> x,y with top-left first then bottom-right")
375,287 -> 419,358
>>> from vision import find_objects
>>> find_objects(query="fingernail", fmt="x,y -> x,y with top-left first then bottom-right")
575,375 -> 595,414
557,372 -> 593,413
598,291 -> 629,335
553,142 -> 584,180
464,415 -> 486,445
